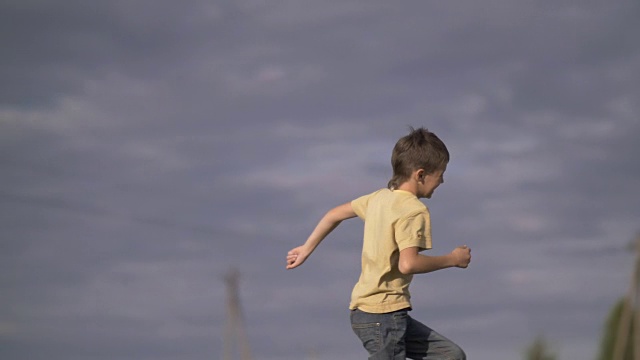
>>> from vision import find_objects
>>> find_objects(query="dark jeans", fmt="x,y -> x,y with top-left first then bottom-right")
350,309 -> 466,360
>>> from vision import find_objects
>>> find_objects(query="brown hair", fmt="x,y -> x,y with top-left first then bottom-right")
387,127 -> 449,189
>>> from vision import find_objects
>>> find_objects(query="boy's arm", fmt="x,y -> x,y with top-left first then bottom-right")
286,202 -> 357,270
398,245 -> 471,275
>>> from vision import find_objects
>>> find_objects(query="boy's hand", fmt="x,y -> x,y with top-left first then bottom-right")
286,246 -> 310,270
451,245 -> 471,268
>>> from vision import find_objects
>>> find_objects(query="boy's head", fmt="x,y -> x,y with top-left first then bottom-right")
387,127 -> 449,191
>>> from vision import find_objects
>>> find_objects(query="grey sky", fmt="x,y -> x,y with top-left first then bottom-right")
2,1 -> 639,359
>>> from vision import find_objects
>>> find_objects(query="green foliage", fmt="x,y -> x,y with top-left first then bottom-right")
597,298 -> 635,360
524,335 -> 557,360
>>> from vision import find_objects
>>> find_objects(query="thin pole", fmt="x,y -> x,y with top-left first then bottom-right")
223,269 -> 253,360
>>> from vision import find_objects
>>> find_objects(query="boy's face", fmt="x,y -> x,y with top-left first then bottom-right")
420,165 -> 446,199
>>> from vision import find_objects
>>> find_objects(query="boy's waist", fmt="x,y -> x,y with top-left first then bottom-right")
349,286 -> 412,313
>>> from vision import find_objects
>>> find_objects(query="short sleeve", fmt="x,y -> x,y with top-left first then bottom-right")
395,211 -> 432,251
351,193 -> 372,220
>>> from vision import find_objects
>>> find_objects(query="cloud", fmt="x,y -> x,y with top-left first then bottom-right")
1,1 -> 639,360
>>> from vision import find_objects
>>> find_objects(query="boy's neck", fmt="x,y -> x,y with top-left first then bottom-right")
395,180 -> 418,197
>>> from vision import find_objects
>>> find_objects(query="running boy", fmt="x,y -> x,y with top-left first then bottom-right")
286,127 -> 471,360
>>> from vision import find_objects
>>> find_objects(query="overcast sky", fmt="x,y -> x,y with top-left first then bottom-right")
1,1 -> 639,359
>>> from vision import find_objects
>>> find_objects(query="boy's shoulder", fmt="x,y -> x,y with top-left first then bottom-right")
354,188 -> 427,215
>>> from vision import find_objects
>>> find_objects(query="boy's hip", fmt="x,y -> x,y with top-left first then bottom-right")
349,294 -> 412,313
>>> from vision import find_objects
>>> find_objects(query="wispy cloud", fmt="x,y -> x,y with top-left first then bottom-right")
2,1 -> 639,360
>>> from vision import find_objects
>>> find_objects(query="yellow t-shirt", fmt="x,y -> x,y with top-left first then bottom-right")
349,188 -> 432,313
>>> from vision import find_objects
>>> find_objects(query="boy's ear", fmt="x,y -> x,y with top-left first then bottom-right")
416,169 -> 425,181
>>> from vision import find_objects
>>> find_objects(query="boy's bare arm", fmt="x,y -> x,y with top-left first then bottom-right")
286,202 -> 357,270
398,246 -> 471,275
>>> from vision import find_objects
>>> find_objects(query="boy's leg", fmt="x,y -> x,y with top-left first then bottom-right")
350,309 -> 409,360
404,315 -> 466,360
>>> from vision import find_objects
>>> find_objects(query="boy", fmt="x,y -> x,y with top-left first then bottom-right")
286,127 -> 471,360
